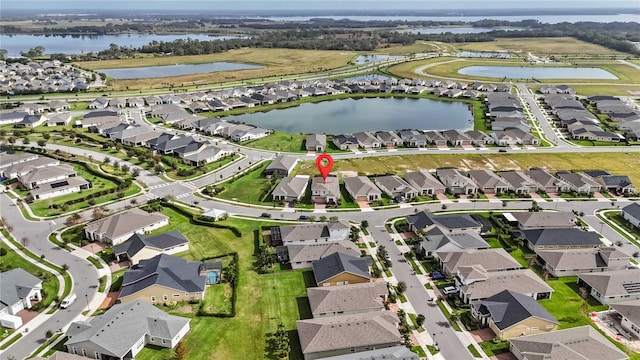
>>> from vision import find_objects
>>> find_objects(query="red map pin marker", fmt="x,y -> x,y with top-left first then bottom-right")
316,154 -> 334,181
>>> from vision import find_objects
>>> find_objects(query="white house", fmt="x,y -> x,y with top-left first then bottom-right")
622,203 -> 640,228
84,209 -> 170,245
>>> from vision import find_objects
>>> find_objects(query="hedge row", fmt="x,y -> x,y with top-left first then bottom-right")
197,252 -> 239,318
159,201 -> 242,237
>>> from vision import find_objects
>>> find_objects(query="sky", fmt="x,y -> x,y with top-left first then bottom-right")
2,0 -> 639,11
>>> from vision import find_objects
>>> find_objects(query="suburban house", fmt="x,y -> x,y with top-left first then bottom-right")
269,220 -> 351,246
521,228 -> 602,251
281,241 -> 361,269
420,227 -> 489,256
578,269 -> 640,304
508,325 -> 629,360
436,248 -> 522,276
30,175 -> 92,201
305,134 -> 327,152
1,155 -> 57,179
343,176 -> 382,203
309,347 -> 418,360
83,208 -> 170,245
535,247 -> 629,277
112,230 -> 190,265
0,152 -> 39,172
435,168 -> 479,195
307,282 -> 388,317
332,135 -> 359,151
297,312 -> 401,360
622,203 -> 640,228
465,130 -> 494,146
525,168 -> 571,193
398,130 -> 428,148
585,170 -> 636,194
458,268 -> 554,303
353,131 -> 381,149
263,155 -> 297,178
375,131 -> 403,148
468,169 -> 510,194
312,252 -> 371,287
442,129 -> 473,146
407,211 -> 482,235
272,175 -> 310,202
610,300 -> 640,338
471,290 -> 558,340
404,170 -> 446,196
374,175 -> 418,201
424,131 -> 447,146
64,300 -> 190,360
118,254 -> 206,304
0,268 -> 43,328
497,171 -> 539,194
556,171 -> 602,194
511,211 -> 576,230
18,164 -> 77,190
46,112 -> 73,126
88,97 -> 109,109
310,174 -> 341,204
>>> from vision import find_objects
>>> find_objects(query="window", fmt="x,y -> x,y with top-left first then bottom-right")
82,349 -> 87,357
95,352 -> 101,359
162,339 -> 166,344
546,325 -> 554,329
151,337 -> 155,342
531,326 -> 539,331
163,295 -> 168,301
151,296 -> 156,302
173,294 -> 180,297
323,283 -> 330,287
72,347 -> 77,355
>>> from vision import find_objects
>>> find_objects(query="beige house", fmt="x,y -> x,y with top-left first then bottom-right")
307,282 -> 388,318
113,230 -> 189,265
84,208 -> 169,245
312,252 -> 371,287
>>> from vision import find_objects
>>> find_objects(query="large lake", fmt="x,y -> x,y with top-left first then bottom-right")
0,33 -> 240,56
226,97 -> 474,133
457,66 -> 618,79
98,62 -> 263,79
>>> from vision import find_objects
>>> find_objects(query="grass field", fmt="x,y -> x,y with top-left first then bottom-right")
138,208 -> 310,360
75,48 -> 355,91
216,161 -> 275,205
295,152 -> 640,187
242,132 -> 307,153
374,41 -> 442,55
540,277 -> 607,329
453,37 -> 628,56
529,84 -> 636,97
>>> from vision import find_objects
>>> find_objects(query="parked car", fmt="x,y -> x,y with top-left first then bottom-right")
442,286 -> 458,295
60,293 -> 77,309
298,215 -> 309,221
261,213 -> 272,218
430,271 -> 444,280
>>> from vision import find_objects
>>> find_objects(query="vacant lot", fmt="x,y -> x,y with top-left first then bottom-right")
453,37 -> 627,56
295,152 -> 640,186
75,48 -> 354,90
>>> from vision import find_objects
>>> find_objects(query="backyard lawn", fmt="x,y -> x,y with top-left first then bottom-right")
539,276 -> 608,329
137,207 -> 310,360
214,161 -> 276,206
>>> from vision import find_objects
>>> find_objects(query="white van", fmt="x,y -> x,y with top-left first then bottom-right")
60,293 -> 77,309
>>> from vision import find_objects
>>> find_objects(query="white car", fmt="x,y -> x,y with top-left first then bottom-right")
442,286 -> 458,295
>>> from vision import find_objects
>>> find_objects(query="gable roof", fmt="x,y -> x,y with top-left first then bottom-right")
273,220 -> 351,244
65,300 -> 190,358
468,169 -> 510,189
622,203 -> 640,220
306,134 -> 326,148
343,176 -> 382,197
297,312 -> 400,355
19,164 -> 75,184
437,248 -> 522,274
313,346 -> 418,360
266,155 -> 298,173
610,300 -> 640,327
578,269 -> 640,297
522,228 -> 602,247
287,241 -> 360,264
461,269 -> 553,301
307,282 -> 388,315
119,254 -> 205,298
404,170 -> 445,191
84,209 -> 169,241
421,227 -> 489,254
536,247 -> 628,272
272,175 -> 309,198
473,290 -> 558,330
312,252 -> 371,284
113,230 -> 189,258
512,211 -> 576,229
407,211 -> 481,231
509,325 -> 629,360
0,268 -> 42,311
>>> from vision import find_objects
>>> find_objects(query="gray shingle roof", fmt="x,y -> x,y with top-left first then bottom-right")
578,269 -> 640,297
313,345 -> 418,360
0,268 -> 42,312
84,208 -> 169,242
610,300 -> 640,328
307,282 -> 388,315
113,230 -> 189,258
472,290 -> 558,331
512,211 -> 576,229
622,203 -> 640,221
536,247 -> 628,272
287,241 -> 360,264
421,227 -> 488,254
119,254 -> 205,298
437,248 -> 522,274
408,211 -> 481,232
312,252 -> 371,284
461,269 -> 553,301
272,175 -> 309,199
522,228 -> 602,247
65,300 -> 190,358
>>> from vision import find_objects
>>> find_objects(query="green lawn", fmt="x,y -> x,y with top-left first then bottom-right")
201,283 -> 233,315
539,277 -> 608,329
215,161 -> 276,205
138,207 -> 310,360
242,132 -> 307,153
0,244 -> 59,309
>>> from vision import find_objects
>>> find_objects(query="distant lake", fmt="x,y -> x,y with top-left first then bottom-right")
399,27 -> 523,34
98,62 -> 263,79
0,33 -> 241,56
226,97 -> 474,134
457,51 -> 511,59
353,55 -> 405,64
457,66 -> 618,79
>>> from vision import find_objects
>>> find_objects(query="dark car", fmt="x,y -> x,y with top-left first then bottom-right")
431,271 -> 445,280
260,213 -> 272,218
298,215 -> 309,221
498,149 -> 508,153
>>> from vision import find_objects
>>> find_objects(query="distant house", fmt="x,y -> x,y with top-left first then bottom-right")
509,325 -> 628,360
332,135 -> 359,151
622,203 -> 640,228
420,227 -> 489,256
458,267 -> 553,303
17,164 -> 78,190
84,208 -> 169,245
312,252 -> 371,287
113,230 -> 190,265
343,176 -> 382,203
525,168 -> 571,194
404,170 -> 446,196
497,171 -> 539,194
297,312 -> 401,360
585,171 -> 636,195
442,129 -> 472,146
282,241 -> 361,270
88,97 -> 109,109
468,169 -> 510,194
269,221 -> 351,246
424,131 -> 447,146
118,254 -> 206,304
465,130 -> 494,146
311,347 -> 418,360
0,268 -> 43,328
436,168 -> 479,195
610,300 -> 640,338
16,114 -> 45,128
511,211 -> 575,230
305,134 -> 327,152
375,131 -> 403,148
437,248 -> 522,276
374,175 -> 418,201
64,300 -> 190,360
264,155 -> 298,178
471,290 -> 558,340
1,155 -> 58,179
521,228 -> 602,251
271,175 -> 310,202
578,269 -> 640,304
310,174 -> 341,204
407,211 -> 482,234
536,247 -> 629,277
398,130 -> 428,148
307,282 -> 388,317
353,131 -> 381,149
46,112 -> 72,126
556,171 -> 602,194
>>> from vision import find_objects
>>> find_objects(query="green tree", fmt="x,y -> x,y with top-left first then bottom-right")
416,314 -> 425,327
154,163 -> 164,174
131,168 -> 140,178
397,281 -> 407,295
274,323 -> 290,358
